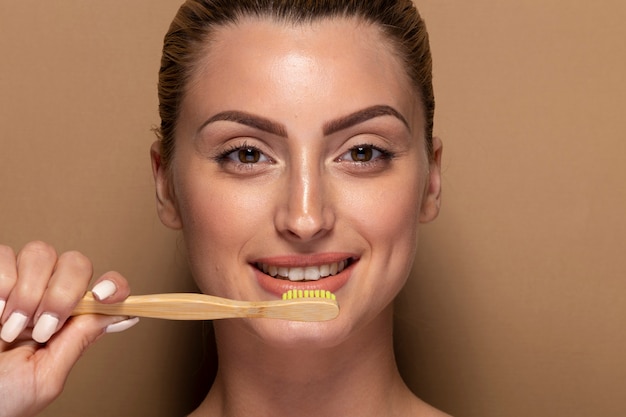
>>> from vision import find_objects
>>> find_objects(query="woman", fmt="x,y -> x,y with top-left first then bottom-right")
0,1 -> 446,416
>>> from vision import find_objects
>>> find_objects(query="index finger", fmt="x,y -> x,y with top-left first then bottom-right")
90,271 -> 131,304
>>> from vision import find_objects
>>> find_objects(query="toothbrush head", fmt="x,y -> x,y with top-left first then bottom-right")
282,289 -> 337,301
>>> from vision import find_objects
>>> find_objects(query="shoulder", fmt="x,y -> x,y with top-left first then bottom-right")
410,396 -> 454,417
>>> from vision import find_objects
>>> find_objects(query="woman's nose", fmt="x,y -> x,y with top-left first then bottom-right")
274,162 -> 335,242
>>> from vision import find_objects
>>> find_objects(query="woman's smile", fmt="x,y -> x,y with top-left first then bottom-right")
251,253 -> 359,297
256,259 -> 351,282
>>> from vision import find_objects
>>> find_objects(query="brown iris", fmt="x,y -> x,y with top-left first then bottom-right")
238,148 -> 261,163
351,146 -> 373,162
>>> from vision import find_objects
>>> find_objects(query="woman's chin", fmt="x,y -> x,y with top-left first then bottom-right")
242,315 -> 355,351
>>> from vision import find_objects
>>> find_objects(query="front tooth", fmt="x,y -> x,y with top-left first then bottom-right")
330,262 -> 339,275
319,264 -> 330,277
269,265 -> 278,277
288,267 -> 305,281
304,266 -> 321,281
278,267 -> 289,277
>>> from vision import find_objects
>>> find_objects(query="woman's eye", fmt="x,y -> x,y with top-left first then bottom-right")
218,146 -> 270,165
350,146 -> 375,162
236,147 -> 263,163
340,145 -> 388,163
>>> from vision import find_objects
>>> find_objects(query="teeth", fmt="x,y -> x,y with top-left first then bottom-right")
304,267 -> 320,281
269,265 -> 278,277
257,260 -> 350,281
288,267 -> 304,281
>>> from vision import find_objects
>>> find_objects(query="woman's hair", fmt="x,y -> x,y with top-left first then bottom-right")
155,0 -> 434,168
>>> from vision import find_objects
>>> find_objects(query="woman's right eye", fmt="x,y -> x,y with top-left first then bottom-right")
233,147 -> 264,163
215,144 -> 271,166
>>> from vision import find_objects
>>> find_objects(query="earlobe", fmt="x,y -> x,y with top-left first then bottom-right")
150,141 -> 183,230
419,137 -> 443,223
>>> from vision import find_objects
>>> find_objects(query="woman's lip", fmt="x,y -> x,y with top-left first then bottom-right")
251,253 -> 357,268
254,259 -> 356,297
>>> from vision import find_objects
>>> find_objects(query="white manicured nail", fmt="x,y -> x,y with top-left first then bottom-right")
105,317 -> 139,334
91,280 -> 117,301
1,312 -> 29,343
0,299 -> 6,318
32,313 -> 60,343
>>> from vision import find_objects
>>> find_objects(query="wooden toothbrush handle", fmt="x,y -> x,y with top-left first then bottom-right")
72,292 -> 339,322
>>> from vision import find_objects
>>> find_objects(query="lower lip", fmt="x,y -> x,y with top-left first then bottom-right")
254,262 -> 355,298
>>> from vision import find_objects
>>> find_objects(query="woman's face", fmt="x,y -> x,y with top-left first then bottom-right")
152,17 -> 441,347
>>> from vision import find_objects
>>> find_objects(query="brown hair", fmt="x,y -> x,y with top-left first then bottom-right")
155,0 -> 434,168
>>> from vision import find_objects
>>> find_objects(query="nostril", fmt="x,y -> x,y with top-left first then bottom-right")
283,220 -> 330,241
279,204 -> 336,241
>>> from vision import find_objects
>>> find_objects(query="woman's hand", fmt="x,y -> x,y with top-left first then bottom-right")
0,241 -> 137,417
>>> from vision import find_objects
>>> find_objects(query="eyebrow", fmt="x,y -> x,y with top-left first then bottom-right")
323,105 -> 410,136
197,104 -> 410,137
198,110 -> 288,137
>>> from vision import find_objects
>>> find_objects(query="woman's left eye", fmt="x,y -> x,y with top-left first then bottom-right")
338,145 -> 391,163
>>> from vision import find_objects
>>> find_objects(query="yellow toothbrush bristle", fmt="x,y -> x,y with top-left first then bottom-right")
281,289 -> 336,300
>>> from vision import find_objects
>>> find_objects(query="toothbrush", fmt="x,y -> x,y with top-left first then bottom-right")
72,289 -> 339,322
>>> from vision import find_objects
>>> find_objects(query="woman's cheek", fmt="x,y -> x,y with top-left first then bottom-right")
348,178 -> 422,238
177,178 -> 273,290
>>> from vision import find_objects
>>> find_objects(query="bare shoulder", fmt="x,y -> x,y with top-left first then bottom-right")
411,396 -> 454,417
421,407 -> 454,417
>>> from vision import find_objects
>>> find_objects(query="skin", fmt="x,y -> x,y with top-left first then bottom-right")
0,15 -> 446,417
152,17 -> 445,417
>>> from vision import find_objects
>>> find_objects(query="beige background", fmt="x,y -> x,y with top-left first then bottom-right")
1,1 -> 625,416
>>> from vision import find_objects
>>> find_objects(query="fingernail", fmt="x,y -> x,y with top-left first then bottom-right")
0,299 -> 6,318
92,280 -> 117,301
105,317 -> 139,334
1,312 -> 29,343
32,313 -> 60,343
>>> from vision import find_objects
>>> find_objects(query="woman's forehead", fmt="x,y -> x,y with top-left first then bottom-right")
182,17 -> 421,130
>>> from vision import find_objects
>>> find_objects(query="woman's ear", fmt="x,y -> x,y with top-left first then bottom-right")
150,141 -> 183,230
419,136 -> 443,223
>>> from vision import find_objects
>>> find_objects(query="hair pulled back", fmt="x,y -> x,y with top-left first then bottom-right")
156,0 -> 434,168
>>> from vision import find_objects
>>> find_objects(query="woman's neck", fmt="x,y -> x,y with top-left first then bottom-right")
191,305 -> 439,417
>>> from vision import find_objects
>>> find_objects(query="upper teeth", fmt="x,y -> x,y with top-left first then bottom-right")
257,260 -> 349,282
